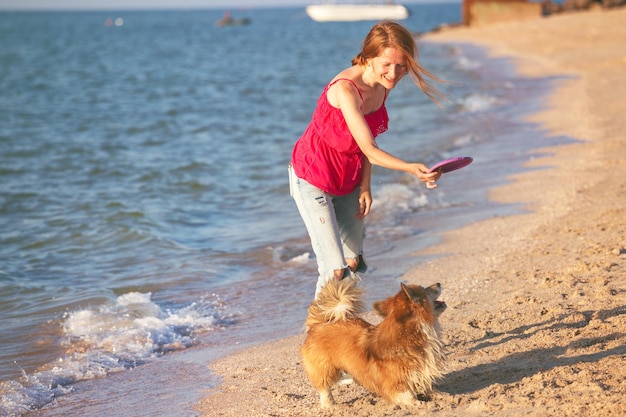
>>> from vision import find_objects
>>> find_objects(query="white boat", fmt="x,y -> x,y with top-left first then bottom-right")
306,2 -> 410,22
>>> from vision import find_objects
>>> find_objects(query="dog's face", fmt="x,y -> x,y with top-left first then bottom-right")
373,283 -> 446,318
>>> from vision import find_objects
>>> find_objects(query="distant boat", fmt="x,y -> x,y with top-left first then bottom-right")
215,11 -> 251,27
305,2 -> 410,22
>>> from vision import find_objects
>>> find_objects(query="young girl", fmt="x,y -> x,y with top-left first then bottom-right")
289,21 -> 444,297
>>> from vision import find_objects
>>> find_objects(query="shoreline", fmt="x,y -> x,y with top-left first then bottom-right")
195,8 -> 626,416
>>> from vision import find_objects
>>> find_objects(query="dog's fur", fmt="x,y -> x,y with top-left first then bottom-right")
301,279 -> 446,408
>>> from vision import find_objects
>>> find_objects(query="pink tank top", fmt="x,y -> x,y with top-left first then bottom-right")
291,78 -> 389,196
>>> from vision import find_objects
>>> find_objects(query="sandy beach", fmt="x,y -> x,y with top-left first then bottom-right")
195,7 -> 626,417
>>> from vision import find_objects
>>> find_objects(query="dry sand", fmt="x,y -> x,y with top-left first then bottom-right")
195,7 -> 626,416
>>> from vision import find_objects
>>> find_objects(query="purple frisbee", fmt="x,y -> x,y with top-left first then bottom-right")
429,156 -> 473,174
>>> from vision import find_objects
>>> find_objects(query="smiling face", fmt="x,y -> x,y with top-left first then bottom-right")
368,47 -> 407,90
351,21 -> 443,106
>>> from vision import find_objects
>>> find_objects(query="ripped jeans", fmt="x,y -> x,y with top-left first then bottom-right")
288,164 -> 367,297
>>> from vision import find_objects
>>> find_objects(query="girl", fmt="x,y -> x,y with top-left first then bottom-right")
289,21 -> 444,297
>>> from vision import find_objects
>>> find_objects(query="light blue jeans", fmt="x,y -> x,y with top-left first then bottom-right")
288,164 -> 366,296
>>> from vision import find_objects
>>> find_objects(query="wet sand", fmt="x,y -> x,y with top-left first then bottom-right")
195,7 -> 626,416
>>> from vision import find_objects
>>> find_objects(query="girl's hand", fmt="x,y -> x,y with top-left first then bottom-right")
411,163 -> 442,189
357,189 -> 372,219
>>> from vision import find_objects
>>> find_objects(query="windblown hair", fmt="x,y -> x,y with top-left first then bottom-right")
352,21 -> 445,106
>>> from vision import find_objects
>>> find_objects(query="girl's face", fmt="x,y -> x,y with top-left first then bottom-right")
369,48 -> 407,89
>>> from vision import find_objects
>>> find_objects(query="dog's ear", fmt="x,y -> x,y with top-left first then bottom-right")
373,300 -> 388,316
401,283 -> 427,307
374,283 -> 419,317
401,283 -> 412,300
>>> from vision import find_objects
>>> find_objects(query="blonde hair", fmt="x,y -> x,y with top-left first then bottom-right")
352,21 -> 444,105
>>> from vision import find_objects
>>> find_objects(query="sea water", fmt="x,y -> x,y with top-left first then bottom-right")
0,5 -> 573,416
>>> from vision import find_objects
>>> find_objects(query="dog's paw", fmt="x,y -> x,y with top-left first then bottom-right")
393,391 -> 418,406
319,390 -> 335,409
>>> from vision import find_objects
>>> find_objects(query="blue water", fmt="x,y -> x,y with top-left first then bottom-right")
0,4 -> 573,416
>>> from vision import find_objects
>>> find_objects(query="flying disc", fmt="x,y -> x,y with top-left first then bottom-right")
429,156 -> 473,173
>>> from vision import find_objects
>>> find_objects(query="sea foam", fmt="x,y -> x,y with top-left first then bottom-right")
0,292 -> 229,416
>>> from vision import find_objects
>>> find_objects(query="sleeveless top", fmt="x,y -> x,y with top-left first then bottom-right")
291,78 -> 389,196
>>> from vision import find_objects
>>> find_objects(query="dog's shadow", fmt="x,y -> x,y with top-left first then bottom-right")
439,305 -> 626,395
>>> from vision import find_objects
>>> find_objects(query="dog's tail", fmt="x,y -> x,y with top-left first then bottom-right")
304,278 -> 364,331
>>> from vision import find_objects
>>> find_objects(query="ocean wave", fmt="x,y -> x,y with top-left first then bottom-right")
456,93 -> 499,113
451,133 -> 482,149
367,182 -> 431,240
0,292 -> 233,417
374,183 -> 430,215
456,55 -> 482,71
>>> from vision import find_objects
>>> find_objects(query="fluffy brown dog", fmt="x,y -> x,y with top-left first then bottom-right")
301,279 -> 446,408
